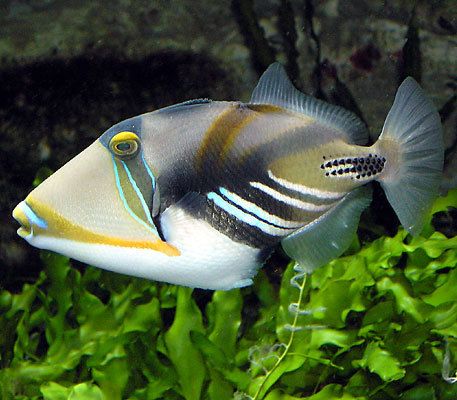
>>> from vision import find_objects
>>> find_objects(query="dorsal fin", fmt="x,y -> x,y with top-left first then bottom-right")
156,98 -> 212,114
250,63 -> 368,145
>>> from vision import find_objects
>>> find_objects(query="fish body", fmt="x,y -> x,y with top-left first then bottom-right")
13,64 -> 443,290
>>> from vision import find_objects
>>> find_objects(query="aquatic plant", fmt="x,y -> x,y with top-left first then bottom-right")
0,189 -> 456,399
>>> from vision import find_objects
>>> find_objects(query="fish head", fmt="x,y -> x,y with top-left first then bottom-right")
12,116 -> 179,267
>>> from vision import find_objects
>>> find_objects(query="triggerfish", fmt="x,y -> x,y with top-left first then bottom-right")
13,63 -> 443,290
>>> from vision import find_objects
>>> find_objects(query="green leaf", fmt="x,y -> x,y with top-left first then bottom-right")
42,382 -> 105,400
190,330 -> 229,369
264,384 -> 365,399
430,302 -> 457,332
3,187 -> 457,399
143,379 -> 174,400
250,356 -> 305,399
423,268 -> 457,306
400,384 -> 436,400
92,357 -> 128,400
353,341 -> 405,382
207,289 -> 242,358
164,287 -> 205,400
309,328 -> 363,352
264,388 -> 303,399
121,297 -> 161,334
40,382 -> 70,400
68,383 -> 105,400
376,277 -> 430,323
431,188 -> 457,214
207,369 -> 234,400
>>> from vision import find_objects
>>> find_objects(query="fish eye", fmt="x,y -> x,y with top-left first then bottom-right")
114,141 -> 136,153
109,131 -> 140,158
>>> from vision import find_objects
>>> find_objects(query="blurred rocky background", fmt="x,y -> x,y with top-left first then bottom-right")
0,0 -> 456,289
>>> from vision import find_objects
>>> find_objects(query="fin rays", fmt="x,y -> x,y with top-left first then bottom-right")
250,63 -> 368,145
281,186 -> 372,272
377,77 -> 443,235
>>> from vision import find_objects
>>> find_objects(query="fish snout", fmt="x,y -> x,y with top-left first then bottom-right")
12,200 -> 48,239
11,140 -> 165,252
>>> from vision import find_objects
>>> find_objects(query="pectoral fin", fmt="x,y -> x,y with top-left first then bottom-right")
281,185 -> 372,272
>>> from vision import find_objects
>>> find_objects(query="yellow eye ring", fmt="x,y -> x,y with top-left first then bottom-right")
109,131 -> 140,158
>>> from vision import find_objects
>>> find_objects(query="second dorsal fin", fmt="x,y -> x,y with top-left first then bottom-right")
250,63 -> 368,145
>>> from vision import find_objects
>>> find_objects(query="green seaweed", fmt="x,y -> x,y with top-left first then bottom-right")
277,0 -> 300,87
398,9 -> 422,85
231,0 -> 276,76
1,189 -> 456,399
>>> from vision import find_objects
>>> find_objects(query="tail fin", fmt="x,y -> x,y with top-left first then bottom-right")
375,77 -> 443,236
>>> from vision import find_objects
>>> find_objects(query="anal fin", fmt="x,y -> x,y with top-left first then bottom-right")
281,186 -> 372,272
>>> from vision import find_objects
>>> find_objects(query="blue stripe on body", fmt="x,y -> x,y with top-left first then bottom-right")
218,187 -> 302,229
112,155 -> 159,237
207,192 -> 291,236
219,187 -> 272,222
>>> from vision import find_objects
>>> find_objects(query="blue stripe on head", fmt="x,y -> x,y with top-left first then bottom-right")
23,202 -> 48,229
141,153 -> 156,191
121,160 -> 155,226
111,155 -> 159,237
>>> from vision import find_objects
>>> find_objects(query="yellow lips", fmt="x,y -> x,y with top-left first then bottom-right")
12,140 -> 180,257
32,196 -> 180,255
12,205 -> 32,238
13,197 -> 180,257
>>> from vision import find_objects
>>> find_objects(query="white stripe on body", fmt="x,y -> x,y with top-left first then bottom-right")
249,181 -> 332,212
218,187 -> 303,229
268,170 -> 344,199
207,191 -> 295,236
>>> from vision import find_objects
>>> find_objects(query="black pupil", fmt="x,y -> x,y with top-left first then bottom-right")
116,142 -> 132,152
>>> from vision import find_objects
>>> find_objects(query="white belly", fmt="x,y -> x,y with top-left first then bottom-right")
27,205 -> 262,290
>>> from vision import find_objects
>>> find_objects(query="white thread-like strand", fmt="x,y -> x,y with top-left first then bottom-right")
268,170 -> 344,199
294,264 -> 307,273
288,303 -> 312,315
442,340 -> 457,384
248,343 -> 287,376
289,272 -> 305,289
288,303 -> 327,316
283,324 -> 326,332
250,181 -> 331,212
286,263 -> 328,334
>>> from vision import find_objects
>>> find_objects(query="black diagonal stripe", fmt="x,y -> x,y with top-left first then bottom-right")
217,188 -> 297,230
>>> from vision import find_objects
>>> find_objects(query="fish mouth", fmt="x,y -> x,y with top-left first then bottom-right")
12,200 -> 48,239
12,198 -> 180,256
